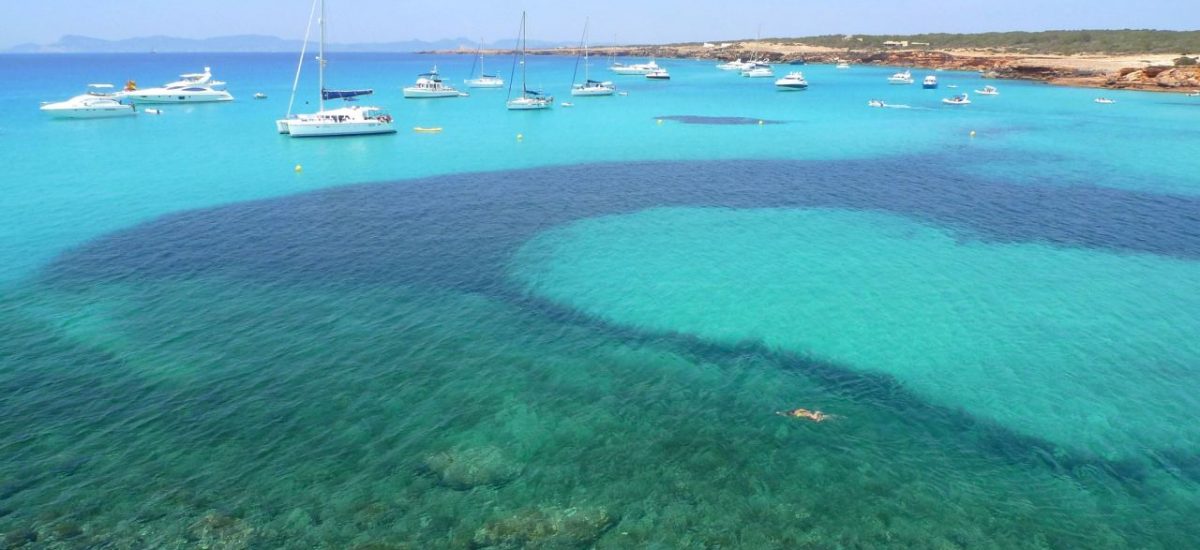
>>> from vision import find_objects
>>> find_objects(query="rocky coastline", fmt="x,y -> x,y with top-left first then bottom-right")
424,42 -> 1200,93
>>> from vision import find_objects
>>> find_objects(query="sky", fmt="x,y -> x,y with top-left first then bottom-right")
2,0 -> 1198,48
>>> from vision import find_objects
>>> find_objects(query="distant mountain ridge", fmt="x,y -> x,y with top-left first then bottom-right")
6,34 -> 575,53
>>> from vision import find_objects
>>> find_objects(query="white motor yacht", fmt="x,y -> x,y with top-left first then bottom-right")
742,64 -> 775,78
119,67 -> 234,103
867,99 -> 886,108
942,93 -> 971,105
404,67 -> 466,98
888,70 -> 914,84
775,72 -> 808,90
645,68 -> 671,80
275,0 -> 394,137
570,19 -> 616,96
40,84 -> 136,118
922,75 -> 938,89
717,59 -> 754,71
836,60 -> 851,69
506,12 -> 554,110
976,85 -> 999,95
611,59 -> 660,75
1094,97 -> 1116,104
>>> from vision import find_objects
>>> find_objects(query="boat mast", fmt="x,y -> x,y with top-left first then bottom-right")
286,0 -> 319,117
521,13 -> 528,96
583,18 -> 590,82
318,0 -> 326,112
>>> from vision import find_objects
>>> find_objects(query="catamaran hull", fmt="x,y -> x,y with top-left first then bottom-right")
466,79 -> 505,88
286,121 -> 396,137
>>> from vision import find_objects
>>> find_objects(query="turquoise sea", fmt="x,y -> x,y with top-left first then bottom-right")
2,52 -> 1200,548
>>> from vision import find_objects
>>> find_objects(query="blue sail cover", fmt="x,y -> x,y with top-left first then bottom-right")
321,88 -> 373,101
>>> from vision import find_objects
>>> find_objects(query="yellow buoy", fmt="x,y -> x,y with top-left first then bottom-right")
516,133 -> 524,141
294,164 -> 303,173
656,119 -> 663,125
970,130 -> 977,138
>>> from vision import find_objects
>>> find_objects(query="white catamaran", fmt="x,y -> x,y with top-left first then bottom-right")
506,12 -> 553,110
275,0 -> 395,137
465,42 -> 505,88
571,18 -> 615,97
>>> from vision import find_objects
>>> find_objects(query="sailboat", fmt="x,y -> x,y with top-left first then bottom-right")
465,41 -> 504,88
571,18 -> 615,96
275,0 -> 395,137
506,12 -> 554,110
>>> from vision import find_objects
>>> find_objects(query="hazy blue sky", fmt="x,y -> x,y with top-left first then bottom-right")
3,0 -> 1198,47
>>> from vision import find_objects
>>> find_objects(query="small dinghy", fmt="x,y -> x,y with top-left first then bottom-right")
413,127 -> 443,133
942,93 -> 971,105
1094,97 -> 1116,104
254,93 -> 267,99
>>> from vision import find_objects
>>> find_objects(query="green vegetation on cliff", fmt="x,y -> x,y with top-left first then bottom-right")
766,30 -> 1200,55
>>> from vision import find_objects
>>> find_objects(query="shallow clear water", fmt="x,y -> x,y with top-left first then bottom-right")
1,53 -> 1199,548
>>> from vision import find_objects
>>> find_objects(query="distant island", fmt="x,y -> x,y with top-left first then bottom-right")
3,34 -> 572,54
427,30 -> 1200,93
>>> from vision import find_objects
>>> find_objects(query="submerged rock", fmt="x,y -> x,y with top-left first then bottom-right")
472,506 -> 616,549
3,527 -> 38,548
421,446 -> 523,490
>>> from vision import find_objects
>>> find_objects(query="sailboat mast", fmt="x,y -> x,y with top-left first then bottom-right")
583,18 -> 590,82
521,13 -> 528,95
287,0 -> 319,117
318,0 -> 326,112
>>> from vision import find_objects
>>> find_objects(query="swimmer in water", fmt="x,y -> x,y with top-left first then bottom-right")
776,408 -> 831,422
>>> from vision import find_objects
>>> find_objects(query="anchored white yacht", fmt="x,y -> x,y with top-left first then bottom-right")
275,0 -> 394,137
923,75 -> 938,89
775,72 -> 808,90
836,60 -> 851,69
976,85 -> 999,95
888,70 -> 914,84
119,67 -> 233,103
741,63 -> 774,78
611,59 -> 660,75
41,84 -> 136,118
570,19 -> 615,96
507,12 -> 553,110
465,44 -> 504,88
645,68 -> 671,80
717,59 -> 754,71
404,67 -> 466,98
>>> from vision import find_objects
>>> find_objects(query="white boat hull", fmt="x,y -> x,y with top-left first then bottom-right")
571,86 -> 615,96
119,89 -> 234,103
403,88 -> 464,98
286,120 -> 396,137
465,78 -> 505,88
776,83 -> 808,90
41,104 -> 135,119
507,98 -> 554,110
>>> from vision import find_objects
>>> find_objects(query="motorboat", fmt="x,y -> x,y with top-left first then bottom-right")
611,59 -> 660,75
835,61 -> 851,69
789,58 -> 807,65
507,12 -> 554,110
40,84 -> 135,118
1186,91 -> 1199,97
570,19 -> 616,96
717,59 -> 754,71
465,43 -> 505,88
868,99 -> 886,108
888,70 -> 914,84
118,67 -> 234,103
404,67 -> 466,98
1094,97 -> 1116,104
942,93 -> 971,105
275,0 -> 394,137
741,64 -> 774,78
645,68 -> 671,80
254,92 -> 267,99
922,75 -> 938,89
775,72 -> 808,90
976,85 -> 999,95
